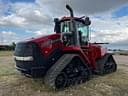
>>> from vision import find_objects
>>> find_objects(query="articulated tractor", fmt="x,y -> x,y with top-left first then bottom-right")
14,5 -> 117,89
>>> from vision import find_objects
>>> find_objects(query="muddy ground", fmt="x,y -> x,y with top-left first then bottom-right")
0,54 -> 128,96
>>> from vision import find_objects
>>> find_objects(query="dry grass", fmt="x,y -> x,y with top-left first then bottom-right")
0,51 -> 13,57
0,51 -> 128,96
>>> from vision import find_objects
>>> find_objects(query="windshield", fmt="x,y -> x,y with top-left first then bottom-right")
60,20 -> 89,43
76,21 -> 89,43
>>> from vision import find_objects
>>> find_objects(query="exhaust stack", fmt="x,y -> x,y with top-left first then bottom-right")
66,5 -> 74,17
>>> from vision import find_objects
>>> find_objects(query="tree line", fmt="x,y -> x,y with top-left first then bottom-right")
0,42 -> 16,51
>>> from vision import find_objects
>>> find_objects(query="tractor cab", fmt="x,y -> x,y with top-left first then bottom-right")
54,17 -> 91,46
54,5 -> 91,47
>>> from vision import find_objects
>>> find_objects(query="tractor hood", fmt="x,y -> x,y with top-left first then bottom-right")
31,34 -> 60,43
17,33 -> 61,44
14,33 -> 61,58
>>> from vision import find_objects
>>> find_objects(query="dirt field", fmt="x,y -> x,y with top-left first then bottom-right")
0,52 -> 128,96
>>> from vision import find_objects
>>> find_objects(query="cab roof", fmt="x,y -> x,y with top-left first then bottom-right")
60,16 -> 85,24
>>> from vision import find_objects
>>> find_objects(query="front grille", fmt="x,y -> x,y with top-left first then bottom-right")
14,42 -> 33,57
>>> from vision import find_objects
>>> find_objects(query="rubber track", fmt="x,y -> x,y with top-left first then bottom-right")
96,53 -> 117,75
44,54 -> 77,89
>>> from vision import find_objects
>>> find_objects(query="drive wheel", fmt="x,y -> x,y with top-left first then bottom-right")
63,57 -> 91,86
55,72 -> 67,89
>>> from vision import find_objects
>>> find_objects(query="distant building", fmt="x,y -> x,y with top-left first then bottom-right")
0,45 -> 9,50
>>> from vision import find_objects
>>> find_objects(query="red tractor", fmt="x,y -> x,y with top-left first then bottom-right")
14,5 -> 117,89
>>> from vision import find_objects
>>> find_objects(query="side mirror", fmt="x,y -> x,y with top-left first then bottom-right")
54,18 -> 59,23
54,18 -> 60,33
85,17 -> 91,26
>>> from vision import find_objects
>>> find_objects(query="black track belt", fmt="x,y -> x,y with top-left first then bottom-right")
44,54 -> 77,89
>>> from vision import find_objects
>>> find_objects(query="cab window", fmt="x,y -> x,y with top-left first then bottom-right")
76,21 -> 89,43
61,21 -> 71,33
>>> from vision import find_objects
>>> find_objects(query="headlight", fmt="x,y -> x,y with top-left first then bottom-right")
14,56 -> 33,61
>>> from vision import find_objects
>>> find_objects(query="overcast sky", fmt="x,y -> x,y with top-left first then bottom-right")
0,0 -> 128,50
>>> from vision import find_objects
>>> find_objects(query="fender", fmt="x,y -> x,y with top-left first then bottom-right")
62,46 -> 92,68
